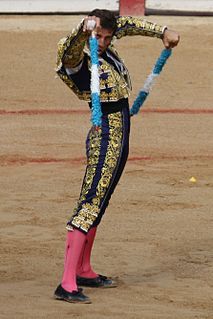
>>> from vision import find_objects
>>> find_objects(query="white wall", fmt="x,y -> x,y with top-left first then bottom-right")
0,0 -> 119,13
146,0 -> 213,13
1,0 -> 213,14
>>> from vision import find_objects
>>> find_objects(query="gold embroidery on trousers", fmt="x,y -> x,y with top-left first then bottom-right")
70,128 -> 102,231
70,112 -> 123,232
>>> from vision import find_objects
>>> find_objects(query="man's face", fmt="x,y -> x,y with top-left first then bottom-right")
96,27 -> 114,55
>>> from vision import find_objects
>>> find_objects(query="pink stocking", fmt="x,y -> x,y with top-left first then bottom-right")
61,229 -> 86,292
77,226 -> 98,278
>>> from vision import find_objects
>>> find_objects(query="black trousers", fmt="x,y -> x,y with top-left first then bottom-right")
67,101 -> 130,234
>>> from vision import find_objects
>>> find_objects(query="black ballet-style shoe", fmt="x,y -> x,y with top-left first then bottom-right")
54,284 -> 91,304
76,274 -> 117,288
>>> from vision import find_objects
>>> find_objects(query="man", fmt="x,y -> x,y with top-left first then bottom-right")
54,9 -> 179,304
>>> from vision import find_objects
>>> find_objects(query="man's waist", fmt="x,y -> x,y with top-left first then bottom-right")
89,98 -> 129,115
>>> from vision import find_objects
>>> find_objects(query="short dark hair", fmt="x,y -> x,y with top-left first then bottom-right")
88,9 -> 117,33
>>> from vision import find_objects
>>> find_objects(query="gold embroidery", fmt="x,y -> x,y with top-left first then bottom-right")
70,128 -> 102,231
56,21 -> 88,70
71,203 -> 99,232
100,63 -> 109,71
57,16 -> 164,102
109,88 -> 119,100
80,129 -> 102,202
96,113 -> 122,199
56,28 -> 131,102
71,112 -> 123,232
57,62 -> 130,102
100,91 -> 109,101
115,16 -> 165,39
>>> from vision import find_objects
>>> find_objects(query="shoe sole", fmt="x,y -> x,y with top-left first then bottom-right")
54,294 -> 92,304
101,284 -> 117,288
77,283 -> 118,289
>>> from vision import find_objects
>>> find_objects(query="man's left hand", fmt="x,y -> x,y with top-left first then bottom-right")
162,29 -> 180,49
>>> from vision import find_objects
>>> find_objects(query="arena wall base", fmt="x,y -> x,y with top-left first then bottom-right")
146,0 -> 213,16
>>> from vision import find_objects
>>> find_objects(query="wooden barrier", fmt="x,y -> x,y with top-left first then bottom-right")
119,0 -> 145,16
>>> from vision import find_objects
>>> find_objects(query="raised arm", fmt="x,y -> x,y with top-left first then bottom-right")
115,16 -> 180,49
115,16 -> 166,39
56,20 -> 89,70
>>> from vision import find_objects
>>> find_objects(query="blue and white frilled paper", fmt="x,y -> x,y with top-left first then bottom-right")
130,48 -> 172,116
89,33 -> 102,127
89,33 -> 172,124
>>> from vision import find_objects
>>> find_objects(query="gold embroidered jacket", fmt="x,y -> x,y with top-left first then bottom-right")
56,16 -> 166,102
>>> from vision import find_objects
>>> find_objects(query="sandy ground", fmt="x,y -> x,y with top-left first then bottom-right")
0,14 -> 213,319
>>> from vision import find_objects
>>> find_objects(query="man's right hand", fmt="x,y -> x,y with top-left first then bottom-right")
83,16 -> 101,34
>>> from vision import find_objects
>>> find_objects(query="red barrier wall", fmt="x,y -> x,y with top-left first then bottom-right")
120,0 -> 145,16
